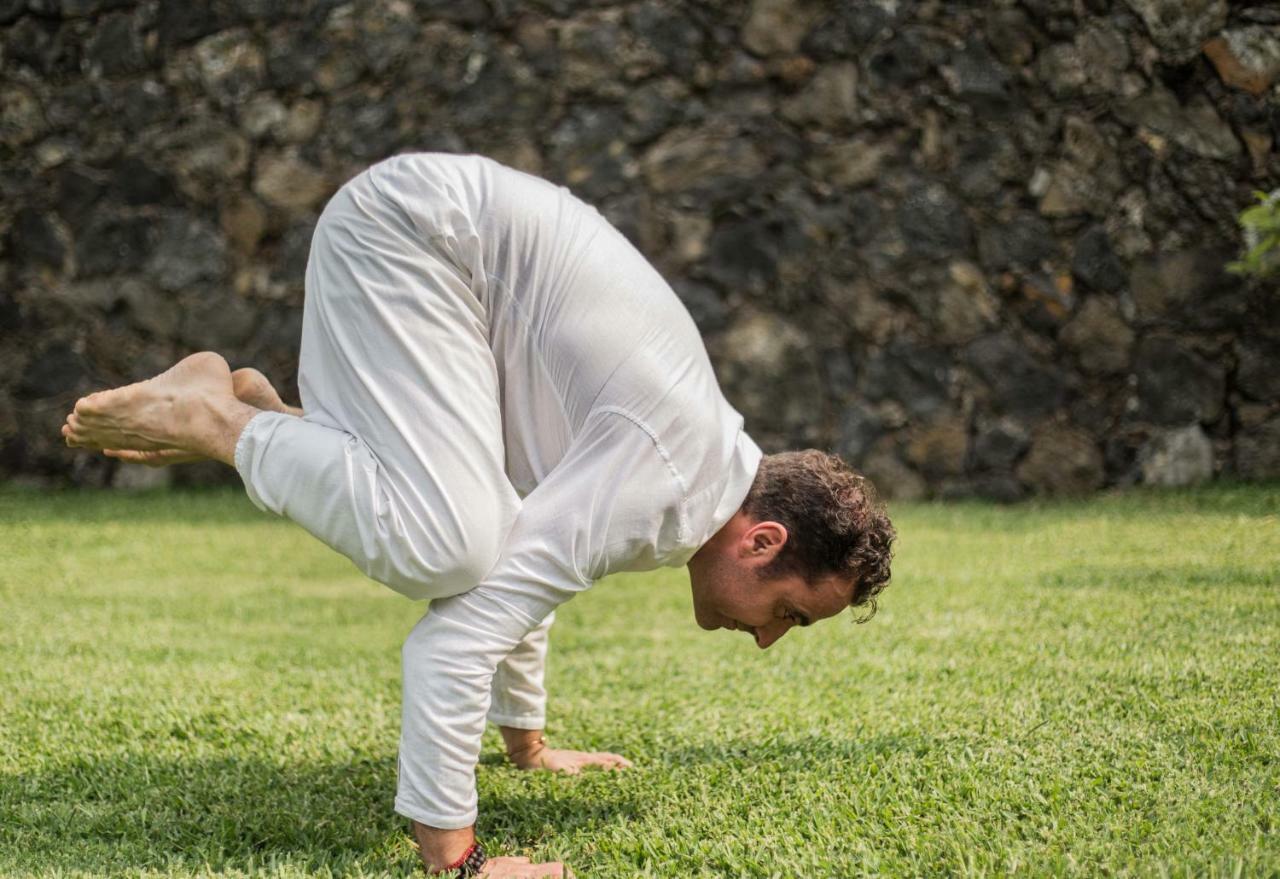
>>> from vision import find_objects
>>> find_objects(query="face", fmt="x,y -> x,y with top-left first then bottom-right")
687,515 -> 854,649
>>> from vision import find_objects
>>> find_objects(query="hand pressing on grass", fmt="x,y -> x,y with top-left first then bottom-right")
479,857 -> 576,877
501,727 -> 633,774
102,367 -> 301,467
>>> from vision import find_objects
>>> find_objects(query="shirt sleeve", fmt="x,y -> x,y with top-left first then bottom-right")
393,411 -> 685,829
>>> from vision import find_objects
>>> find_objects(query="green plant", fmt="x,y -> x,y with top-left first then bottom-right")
1228,188 -> 1280,279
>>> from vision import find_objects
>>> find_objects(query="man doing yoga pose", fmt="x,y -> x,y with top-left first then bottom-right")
63,153 -> 896,877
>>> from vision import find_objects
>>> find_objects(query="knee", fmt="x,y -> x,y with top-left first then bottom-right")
427,519 -> 505,598
382,508 -> 505,601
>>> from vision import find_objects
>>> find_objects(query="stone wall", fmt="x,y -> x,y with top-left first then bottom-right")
2,0 -> 1278,497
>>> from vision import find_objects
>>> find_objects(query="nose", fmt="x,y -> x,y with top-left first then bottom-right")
753,618 -> 795,650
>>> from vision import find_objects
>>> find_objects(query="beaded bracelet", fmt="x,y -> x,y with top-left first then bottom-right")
437,840 -> 487,877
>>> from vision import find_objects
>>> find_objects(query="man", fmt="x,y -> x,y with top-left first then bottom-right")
63,153 -> 895,877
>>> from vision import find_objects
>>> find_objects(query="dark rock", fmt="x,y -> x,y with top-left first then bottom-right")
452,51 -> 547,133
52,164 -> 105,224
415,0 -> 495,27
1235,338 -> 1280,403
835,401 -> 883,463
973,416 -> 1031,470
546,115 -> 633,203
109,156 -> 178,206
180,290 -> 258,348
323,94 -> 398,160
84,11 -> 149,77
1059,297 -> 1134,374
1139,425 -> 1214,486
964,332 -> 1065,418
977,212 -> 1056,271
704,214 -> 796,300
27,0 -> 132,16
1134,335 -> 1226,425
860,341 -> 951,420
905,414 -> 969,480
0,0 -> 25,25
1235,414 -> 1280,479
16,343 -> 89,399
156,2 -> 232,47
984,8 -> 1037,67
1130,248 -> 1246,331
642,122 -> 767,199
10,208 -> 70,273
1017,426 -> 1104,495
1071,225 -> 1125,293
945,44 -> 1012,113
802,4 -> 890,60
268,220 -> 316,293
1116,86 -> 1240,160
1074,22 -> 1131,95
626,78 -> 692,145
897,182 -> 973,260
75,212 -> 155,277
111,79 -> 174,132
628,1 -> 704,76
145,213 -> 229,292
860,442 -> 926,501
119,278 -> 181,338
1035,42 -> 1086,98
672,279 -> 728,335
969,472 -> 1027,503
781,62 -> 858,129
264,22 -> 323,89
4,15 -> 77,76
866,27 -> 939,87
1124,0 -> 1227,64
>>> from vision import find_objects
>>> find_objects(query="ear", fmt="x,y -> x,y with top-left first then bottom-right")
740,520 -> 788,563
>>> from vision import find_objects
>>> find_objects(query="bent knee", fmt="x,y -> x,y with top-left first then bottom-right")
378,516 -> 505,601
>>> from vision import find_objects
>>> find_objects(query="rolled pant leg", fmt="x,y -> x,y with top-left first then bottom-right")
234,163 -> 518,601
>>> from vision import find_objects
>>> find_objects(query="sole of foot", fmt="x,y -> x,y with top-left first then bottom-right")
63,351 -> 235,452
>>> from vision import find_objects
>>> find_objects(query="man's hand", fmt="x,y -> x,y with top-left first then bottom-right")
500,727 -> 632,773
412,822 -> 573,877
480,857 -> 575,877
518,746 -> 633,774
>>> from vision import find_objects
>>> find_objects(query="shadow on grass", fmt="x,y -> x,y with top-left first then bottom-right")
2,752 -> 641,873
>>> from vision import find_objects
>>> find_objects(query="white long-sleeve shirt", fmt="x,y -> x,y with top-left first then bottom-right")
234,153 -> 761,828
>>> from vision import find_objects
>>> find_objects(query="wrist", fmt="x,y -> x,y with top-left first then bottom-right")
412,822 -> 476,873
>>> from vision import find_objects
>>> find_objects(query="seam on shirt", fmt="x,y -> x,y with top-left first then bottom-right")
593,406 -> 691,545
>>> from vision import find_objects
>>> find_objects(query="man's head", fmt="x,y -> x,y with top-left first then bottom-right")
687,450 -> 896,649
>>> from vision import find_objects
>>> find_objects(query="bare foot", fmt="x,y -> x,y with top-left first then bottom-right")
98,367 -> 298,467
231,367 -> 293,415
63,352 -> 239,455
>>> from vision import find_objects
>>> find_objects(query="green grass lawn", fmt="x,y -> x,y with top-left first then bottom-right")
1,484 -> 1277,878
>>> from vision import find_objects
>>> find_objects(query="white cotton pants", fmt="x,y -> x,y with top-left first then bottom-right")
233,161 -> 552,737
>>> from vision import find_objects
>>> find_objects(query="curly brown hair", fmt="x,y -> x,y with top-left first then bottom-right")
741,450 -> 896,622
